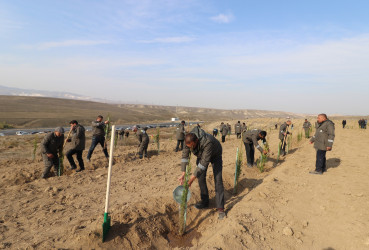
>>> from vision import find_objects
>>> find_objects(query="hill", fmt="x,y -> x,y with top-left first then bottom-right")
0,96 -> 304,128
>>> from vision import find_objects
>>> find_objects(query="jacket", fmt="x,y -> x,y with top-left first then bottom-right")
279,122 -> 290,140
41,132 -> 64,156
92,121 -> 106,137
181,127 -> 222,178
70,124 -> 86,150
176,123 -> 186,140
235,123 -> 242,133
220,124 -> 228,136
137,128 -> 149,146
303,121 -> 312,129
310,119 -> 335,151
242,129 -> 266,153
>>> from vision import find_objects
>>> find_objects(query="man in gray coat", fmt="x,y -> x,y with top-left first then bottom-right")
175,120 -> 186,152
309,114 -> 335,175
86,115 -> 109,161
178,126 -> 225,219
134,126 -> 150,159
279,120 -> 292,156
41,127 -> 65,178
66,120 -> 86,172
235,121 -> 242,139
220,122 -> 228,143
303,119 -> 312,138
242,129 -> 268,167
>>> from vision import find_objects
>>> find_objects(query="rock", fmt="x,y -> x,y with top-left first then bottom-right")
259,192 -> 267,198
283,226 -> 294,236
302,220 -> 309,228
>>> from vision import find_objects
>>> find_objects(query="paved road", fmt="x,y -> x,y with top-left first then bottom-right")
0,121 -> 203,136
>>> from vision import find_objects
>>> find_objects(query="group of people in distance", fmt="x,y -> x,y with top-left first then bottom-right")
41,113 -> 335,220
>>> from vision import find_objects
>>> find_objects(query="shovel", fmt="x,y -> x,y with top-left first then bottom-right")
102,125 -> 116,242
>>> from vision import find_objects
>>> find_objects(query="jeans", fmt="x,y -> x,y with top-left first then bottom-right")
87,136 -> 109,160
66,149 -> 84,169
315,149 -> 327,172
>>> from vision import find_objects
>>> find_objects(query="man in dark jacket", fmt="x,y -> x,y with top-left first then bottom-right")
66,120 -> 86,172
175,120 -> 186,152
309,114 -> 335,174
220,122 -> 228,143
212,128 -> 218,137
303,119 -> 312,138
178,127 -> 225,220
242,129 -> 268,167
342,120 -> 346,129
235,121 -> 242,139
41,127 -> 65,178
134,126 -> 150,159
279,120 -> 292,156
86,115 -> 109,161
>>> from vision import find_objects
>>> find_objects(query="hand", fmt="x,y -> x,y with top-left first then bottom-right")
188,175 -> 196,187
47,153 -> 54,158
263,150 -> 268,155
327,147 -> 332,151
104,121 -> 109,124
178,172 -> 185,185
309,141 -> 313,144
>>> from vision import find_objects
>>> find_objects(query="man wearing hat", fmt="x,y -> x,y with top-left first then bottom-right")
41,127 -> 65,178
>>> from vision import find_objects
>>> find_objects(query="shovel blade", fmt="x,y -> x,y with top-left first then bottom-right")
102,213 -> 111,242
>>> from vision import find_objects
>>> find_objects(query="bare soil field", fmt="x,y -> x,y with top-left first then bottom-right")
0,118 -> 368,249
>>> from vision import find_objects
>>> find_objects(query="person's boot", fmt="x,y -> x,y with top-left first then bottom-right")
247,163 -> 253,168
139,154 -> 143,159
194,201 -> 209,209
76,167 -> 85,172
70,165 -> 77,170
218,208 -> 226,220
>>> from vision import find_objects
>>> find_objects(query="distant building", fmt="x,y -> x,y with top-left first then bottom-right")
171,117 -> 179,122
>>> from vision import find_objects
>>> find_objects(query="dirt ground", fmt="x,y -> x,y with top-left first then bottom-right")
0,118 -> 368,249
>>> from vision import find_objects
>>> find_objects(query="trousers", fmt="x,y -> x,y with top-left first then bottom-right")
197,156 -> 224,209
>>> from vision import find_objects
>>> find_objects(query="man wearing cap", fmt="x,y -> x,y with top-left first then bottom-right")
41,127 -> 65,178
220,122 -> 228,143
66,120 -> 86,172
242,129 -> 268,167
309,114 -> 335,175
235,121 -> 242,139
178,126 -> 225,219
242,122 -> 248,132
86,115 -> 109,161
175,120 -> 186,152
133,126 -> 150,159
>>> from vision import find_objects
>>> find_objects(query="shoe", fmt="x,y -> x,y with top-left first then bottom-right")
76,168 -> 85,172
253,162 -> 257,167
218,212 -> 226,220
175,149 -> 178,152
309,171 -> 323,175
194,202 -> 209,209
247,163 -> 253,168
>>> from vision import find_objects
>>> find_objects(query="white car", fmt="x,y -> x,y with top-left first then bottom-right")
0,133 -> 4,136
16,131 -> 29,136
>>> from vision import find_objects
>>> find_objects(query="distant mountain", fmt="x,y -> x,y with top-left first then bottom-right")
0,85 -> 111,103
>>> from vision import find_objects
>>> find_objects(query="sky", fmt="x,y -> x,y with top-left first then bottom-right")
0,0 -> 369,115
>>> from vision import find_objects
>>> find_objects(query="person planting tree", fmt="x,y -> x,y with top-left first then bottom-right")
242,129 -> 268,168
40,127 -> 64,178
177,126 -> 225,220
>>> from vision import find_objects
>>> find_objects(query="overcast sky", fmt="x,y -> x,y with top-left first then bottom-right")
1,0 -> 368,115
